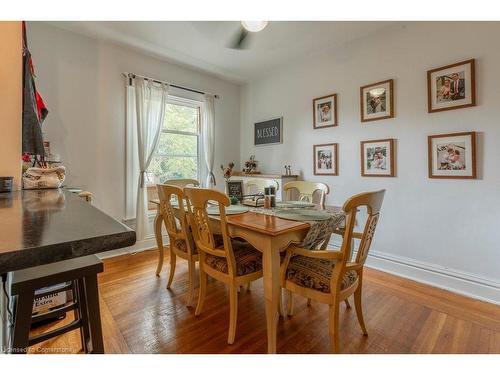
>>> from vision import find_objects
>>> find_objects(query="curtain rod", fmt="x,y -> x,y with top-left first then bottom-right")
123,72 -> 220,99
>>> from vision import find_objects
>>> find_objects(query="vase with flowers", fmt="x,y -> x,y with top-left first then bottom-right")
243,155 -> 258,174
221,162 -> 235,193
22,153 -> 32,174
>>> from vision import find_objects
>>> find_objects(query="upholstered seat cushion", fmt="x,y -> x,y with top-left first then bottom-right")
285,255 -> 358,293
204,240 -> 262,276
172,233 -> 224,254
173,238 -> 190,253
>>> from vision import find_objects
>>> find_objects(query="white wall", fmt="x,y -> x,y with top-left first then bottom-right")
27,22 -> 241,220
240,22 -> 500,303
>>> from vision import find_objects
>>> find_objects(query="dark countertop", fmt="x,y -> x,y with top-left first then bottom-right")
0,189 -> 136,274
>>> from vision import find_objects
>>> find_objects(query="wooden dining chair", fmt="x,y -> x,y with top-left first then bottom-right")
245,179 -> 278,195
163,178 -> 200,188
157,184 -> 198,307
184,187 -> 264,345
280,189 -> 385,353
154,179 -> 200,276
283,181 -> 330,208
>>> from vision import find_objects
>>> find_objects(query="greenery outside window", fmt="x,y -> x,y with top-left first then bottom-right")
147,96 -> 201,184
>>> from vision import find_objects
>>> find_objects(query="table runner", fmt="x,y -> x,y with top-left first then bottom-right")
163,199 -> 346,250
248,206 -> 346,250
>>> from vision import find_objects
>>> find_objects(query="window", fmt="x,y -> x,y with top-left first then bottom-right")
147,97 -> 201,184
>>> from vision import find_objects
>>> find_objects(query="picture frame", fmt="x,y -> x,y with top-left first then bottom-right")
313,143 -> 338,176
360,79 -> 394,122
427,59 -> 476,113
360,138 -> 396,177
427,131 -> 476,179
313,93 -> 338,129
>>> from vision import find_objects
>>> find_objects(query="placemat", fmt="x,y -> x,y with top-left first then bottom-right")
274,209 -> 331,221
206,205 -> 249,215
275,201 -> 315,209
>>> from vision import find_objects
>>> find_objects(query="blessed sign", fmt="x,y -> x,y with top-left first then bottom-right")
254,117 -> 283,146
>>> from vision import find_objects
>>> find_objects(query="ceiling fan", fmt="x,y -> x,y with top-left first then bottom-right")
229,21 -> 269,50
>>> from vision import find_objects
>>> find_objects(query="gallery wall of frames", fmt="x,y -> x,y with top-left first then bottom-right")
311,58 -> 476,179
240,22 -> 500,296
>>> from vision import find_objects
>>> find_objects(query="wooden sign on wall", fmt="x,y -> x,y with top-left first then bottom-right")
254,117 -> 283,146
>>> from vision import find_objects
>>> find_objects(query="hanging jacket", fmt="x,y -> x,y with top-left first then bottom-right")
22,21 -> 47,156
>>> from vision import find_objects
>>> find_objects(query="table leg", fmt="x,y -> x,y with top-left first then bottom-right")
262,239 -> 280,354
154,210 -> 164,276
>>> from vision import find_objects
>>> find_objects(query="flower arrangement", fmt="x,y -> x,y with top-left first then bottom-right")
243,155 -> 258,174
221,162 -> 235,182
22,153 -> 32,174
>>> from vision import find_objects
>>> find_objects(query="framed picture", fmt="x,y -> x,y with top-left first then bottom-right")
254,117 -> 283,146
313,94 -> 338,129
313,143 -> 338,176
360,79 -> 394,122
360,139 -> 395,177
428,132 -> 476,179
427,59 -> 476,113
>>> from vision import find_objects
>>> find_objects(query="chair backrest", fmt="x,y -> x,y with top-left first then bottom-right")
245,179 -> 278,195
163,179 -> 200,188
339,190 -> 386,271
283,181 -> 330,208
156,184 -> 194,254
184,187 -> 238,276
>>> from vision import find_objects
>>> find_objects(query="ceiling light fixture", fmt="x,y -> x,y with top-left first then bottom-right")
241,21 -> 268,33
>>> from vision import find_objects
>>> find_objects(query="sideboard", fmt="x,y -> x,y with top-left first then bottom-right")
229,172 -> 299,201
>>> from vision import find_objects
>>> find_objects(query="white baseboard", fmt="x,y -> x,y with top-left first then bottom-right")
331,240 -> 500,305
98,215 -> 169,259
97,233 -> 169,259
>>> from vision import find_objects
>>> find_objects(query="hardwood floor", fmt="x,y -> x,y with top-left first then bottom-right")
30,249 -> 500,354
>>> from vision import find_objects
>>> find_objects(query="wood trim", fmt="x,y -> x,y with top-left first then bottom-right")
313,143 -> 339,176
313,93 -> 338,129
360,79 -> 394,123
232,172 -> 299,178
360,138 -> 396,177
427,131 -> 477,179
427,58 -> 476,113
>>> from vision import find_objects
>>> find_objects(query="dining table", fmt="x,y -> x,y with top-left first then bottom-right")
150,199 -> 345,354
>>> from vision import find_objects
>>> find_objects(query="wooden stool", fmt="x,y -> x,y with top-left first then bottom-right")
9,255 -> 104,354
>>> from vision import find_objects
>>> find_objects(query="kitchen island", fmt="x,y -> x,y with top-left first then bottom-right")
0,188 -> 136,352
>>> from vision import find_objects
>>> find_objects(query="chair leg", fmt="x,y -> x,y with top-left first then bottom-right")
166,250 -> 176,289
83,275 -> 104,354
75,279 -> 90,353
285,290 -> 294,316
195,269 -> 207,316
228,284 -> 238,345
345,298 -> 351,309
246,282 -> 251,292
278,289 -> 285,317
11,289 -> 35,354
307,298 -> 312,306
354,282 -> 368,336
328,301 -> 340,353
186,259 -> 196,307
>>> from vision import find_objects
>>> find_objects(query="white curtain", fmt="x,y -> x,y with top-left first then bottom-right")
202,94 -> 216,188
134,78 -> 169,240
